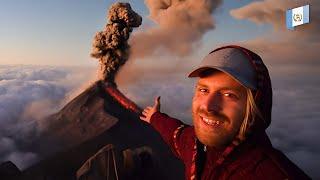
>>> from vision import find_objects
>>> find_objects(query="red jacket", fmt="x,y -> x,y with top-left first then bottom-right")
150,112 -> 310,180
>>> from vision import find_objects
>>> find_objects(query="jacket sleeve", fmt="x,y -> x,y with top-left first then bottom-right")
150,112 -> 188,159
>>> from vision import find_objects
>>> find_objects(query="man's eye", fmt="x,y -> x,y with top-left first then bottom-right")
198,88 -> 208,93
223,93 -> 238,99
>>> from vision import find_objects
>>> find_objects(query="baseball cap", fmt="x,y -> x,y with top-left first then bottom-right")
188,47 -> 257,90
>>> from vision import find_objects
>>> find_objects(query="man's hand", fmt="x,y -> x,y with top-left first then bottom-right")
140,96 -> 161,123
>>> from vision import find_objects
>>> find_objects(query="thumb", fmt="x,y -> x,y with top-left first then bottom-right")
154,96 -> 161,110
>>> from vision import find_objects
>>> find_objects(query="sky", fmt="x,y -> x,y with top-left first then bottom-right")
0,0 -> 319,179
0,0 -> 268,66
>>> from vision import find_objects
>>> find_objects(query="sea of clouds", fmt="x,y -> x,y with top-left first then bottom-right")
0,64 -> 319,178
0,65 -> 96,169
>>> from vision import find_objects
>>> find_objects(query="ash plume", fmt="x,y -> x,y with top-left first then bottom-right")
129,0 -> 223,58
91,2 -> 142,83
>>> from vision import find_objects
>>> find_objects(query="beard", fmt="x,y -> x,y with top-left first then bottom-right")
192,107 -> 239,149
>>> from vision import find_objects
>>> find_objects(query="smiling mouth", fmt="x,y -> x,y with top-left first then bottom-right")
200,115 -> 224,127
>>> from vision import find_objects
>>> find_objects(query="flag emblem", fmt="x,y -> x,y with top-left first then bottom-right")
286,5 -> 310,30
293,14 -> 302,22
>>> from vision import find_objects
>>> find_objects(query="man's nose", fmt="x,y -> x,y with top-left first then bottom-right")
202,93 -> 222,112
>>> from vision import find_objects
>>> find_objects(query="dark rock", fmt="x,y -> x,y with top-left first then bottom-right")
0,161 -> 21,179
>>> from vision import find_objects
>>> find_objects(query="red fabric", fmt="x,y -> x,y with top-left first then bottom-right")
150,112 -> 310,180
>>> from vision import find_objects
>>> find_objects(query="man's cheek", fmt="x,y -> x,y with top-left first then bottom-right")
191,98 -> 199,113
226,104 -> 243,117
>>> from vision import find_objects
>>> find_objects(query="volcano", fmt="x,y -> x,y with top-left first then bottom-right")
0,81 -> 184,179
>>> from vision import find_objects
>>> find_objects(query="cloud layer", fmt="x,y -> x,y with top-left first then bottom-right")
0,65 -> 96,169
267,65 -> 320,178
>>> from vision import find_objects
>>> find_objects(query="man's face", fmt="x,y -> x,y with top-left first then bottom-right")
192,70 -> 247,149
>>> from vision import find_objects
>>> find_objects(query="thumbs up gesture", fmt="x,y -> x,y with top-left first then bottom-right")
140,96 -> 161,123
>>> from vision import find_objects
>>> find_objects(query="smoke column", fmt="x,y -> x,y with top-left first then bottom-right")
130,0 -> 223,58
91,3 -> 142,83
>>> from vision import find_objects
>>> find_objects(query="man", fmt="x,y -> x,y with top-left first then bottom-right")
140,45 -> 310,180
